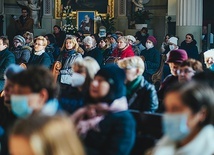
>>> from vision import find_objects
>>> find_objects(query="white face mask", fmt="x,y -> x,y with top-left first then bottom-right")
162,113 -> 190,141
146,42 -> 154,49
70,72 -> 86,87
169,45 -> 175,51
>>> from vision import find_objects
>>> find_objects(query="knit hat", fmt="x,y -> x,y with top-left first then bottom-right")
95,64 -> 126,104
168,37 -> 178,45
167,49 -> 188,63
13,35 -> 26,45
4,64 -> 24,80
204,49 -> 214,60
126,35 -> 136,43
110,34 -> 118,41
147,36 -> 157,45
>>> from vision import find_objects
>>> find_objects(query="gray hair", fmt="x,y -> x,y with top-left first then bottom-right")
83,36 -> 96,46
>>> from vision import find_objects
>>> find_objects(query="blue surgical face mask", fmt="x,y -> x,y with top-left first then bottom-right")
162,113 -> 190,141
11,95 -> 33,118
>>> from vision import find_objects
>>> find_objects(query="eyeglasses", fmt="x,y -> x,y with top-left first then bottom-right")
34,43 -> 44,46
177,69 -> 195,74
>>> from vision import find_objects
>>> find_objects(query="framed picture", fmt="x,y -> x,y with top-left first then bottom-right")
55,0 -> 114,19
77,11 -> 95,34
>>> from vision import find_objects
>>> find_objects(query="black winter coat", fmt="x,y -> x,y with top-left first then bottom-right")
127,76 -> 159,113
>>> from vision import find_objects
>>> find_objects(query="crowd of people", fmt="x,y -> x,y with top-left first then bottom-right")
0,13 -> 214,155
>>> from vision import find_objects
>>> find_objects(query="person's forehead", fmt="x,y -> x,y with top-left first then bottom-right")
13,84 -> 32,94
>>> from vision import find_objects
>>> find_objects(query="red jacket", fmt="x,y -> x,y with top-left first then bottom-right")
112,45 -> 135,59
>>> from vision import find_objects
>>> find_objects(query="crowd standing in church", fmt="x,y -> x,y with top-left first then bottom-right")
0,10 -> 214,154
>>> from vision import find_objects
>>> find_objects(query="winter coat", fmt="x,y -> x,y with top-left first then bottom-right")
83,47 -> 103,66
180,40 -> 199,60
0,48 -> 15,91
141,47 -> 161,75
11,45 -> 31,64
83,97 -> 136,155
112,45 -> 135,59
28,51 -> 52,68
127,76 -> 159,113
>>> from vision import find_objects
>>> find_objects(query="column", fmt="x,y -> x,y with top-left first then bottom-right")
176,0 -> 203,51
35,0 -> 54,35
115,0 -> 128,33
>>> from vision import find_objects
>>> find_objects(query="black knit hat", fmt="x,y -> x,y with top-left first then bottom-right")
95,64 -> 126,104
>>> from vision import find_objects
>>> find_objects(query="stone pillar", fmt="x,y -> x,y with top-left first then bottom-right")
34,0 -> 54,36
115,0 -> 128,33
176,0 -> 203,52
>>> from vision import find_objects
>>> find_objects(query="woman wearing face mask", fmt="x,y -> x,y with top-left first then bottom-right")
141,36 -> 161,83
162,37 -> 179,79
180,33 -> 199,60
151,82 -> 214,155
59,56 -> 100,114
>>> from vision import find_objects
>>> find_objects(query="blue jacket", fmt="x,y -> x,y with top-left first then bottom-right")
84,111 -> 136,155
0,48 -> 15,91
28,52 -> 52,68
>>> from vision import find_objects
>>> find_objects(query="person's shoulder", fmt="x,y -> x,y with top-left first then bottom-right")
141,77 -> 156,89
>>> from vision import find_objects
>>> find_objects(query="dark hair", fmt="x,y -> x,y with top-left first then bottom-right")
21,7 -> 30,16
165,82 -> 214,126
141,27 -> 148,33
86,64 -> 126,105
186,33 -> 194,40
181,82 -> 214,126
53,25 -> 61,31
193,70 -> 214,86
11,66 -> 59,100
44,34 -> 56,44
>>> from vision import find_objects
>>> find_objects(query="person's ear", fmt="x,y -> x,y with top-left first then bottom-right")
198,107 -> 207,124
136,68 -> 140,76
39,88 -> 49,105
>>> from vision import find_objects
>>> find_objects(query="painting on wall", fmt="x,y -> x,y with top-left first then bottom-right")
55,0 -> 114,19
77,11 -> 95,34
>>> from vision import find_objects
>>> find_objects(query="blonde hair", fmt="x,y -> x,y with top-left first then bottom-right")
117,56 -> 145,75
9,115 -> 85,155
61,35 -> 83,54
34,36 -> 48,47
72,56 -> 100,89
117,36 -> 129,44
23,31 -> 34,46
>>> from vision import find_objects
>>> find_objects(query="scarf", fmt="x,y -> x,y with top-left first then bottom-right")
126,76 -> 142,98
